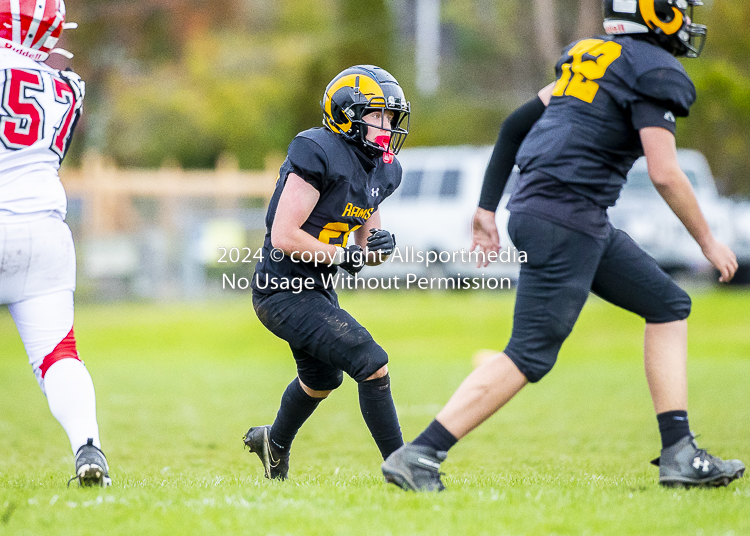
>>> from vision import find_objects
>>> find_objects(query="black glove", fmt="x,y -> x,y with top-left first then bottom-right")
337,244 -> 365,275
366,228 -> 396,256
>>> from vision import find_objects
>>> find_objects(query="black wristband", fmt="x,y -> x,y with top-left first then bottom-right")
478,96 -> 546,211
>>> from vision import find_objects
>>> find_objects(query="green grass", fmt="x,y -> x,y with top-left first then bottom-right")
1,288 -> 749,536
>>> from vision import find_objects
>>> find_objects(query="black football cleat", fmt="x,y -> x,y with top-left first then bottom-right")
381,443 -> 447,492
651,434 -> 745,488
243,425 -> 289,480
69,438 -> 111,488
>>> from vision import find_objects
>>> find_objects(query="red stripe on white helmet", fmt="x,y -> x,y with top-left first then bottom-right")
0,0 -> 66,60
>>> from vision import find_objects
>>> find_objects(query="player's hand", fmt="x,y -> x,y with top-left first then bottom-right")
470,207 -> 500,268
366,228 -> 396,256
701,238 -> 738,283
336,245 -> 365,276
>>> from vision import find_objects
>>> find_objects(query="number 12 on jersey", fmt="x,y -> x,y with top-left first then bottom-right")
552,39 -> 623,104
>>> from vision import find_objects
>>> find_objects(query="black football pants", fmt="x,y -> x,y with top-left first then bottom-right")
504,212 -> 691,383
252,290 -> 388,390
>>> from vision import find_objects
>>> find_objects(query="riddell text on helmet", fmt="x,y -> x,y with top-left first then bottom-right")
1,41 -> 47,61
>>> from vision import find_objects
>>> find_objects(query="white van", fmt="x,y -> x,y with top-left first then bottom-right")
378,145 -> 521,280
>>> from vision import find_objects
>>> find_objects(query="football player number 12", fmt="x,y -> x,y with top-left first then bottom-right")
552,39 -> 623,104
1,69 -> 78,160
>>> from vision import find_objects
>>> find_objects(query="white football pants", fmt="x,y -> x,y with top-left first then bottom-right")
1,215 -> 101,453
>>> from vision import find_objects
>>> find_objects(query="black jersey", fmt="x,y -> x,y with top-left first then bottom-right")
252,127 -> 401,296
508,35 -> 696,237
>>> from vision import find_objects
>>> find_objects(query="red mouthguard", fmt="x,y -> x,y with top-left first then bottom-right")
374,135 -> 391,149
375,135 -> 394,163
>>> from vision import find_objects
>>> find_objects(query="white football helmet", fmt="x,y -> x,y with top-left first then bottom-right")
0,0 -> 76,61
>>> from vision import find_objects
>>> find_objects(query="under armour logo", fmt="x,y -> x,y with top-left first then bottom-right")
664,111 -> 676,123
371,188 -> 380,197
693,456 -> 710,472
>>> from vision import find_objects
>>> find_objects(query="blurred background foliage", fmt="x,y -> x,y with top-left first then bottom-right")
57,0 -> 749,195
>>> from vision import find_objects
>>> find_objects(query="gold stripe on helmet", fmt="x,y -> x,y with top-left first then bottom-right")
323,73 -> 385,134
639,0 -> 683,35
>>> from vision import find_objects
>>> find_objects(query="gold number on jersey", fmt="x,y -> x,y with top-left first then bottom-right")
318,222 -> 361,246
552,39 -> 623,104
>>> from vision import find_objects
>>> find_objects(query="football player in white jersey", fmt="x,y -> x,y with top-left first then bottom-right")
0,0 -> 110,487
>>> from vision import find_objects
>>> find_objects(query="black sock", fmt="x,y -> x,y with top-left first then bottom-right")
412,419 -> 458,452
269,378 -> 322,453
358,374 -> 403,459
657,410 -> 691,449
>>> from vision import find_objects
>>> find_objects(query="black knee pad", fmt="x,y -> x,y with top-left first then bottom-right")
505,309 -> 576,383
298,369 -> 344,391
645,286 -> 692,323
341,340 -> 389,383
667,287 -> 692,321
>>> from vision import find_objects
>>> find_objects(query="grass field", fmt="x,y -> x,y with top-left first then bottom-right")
1,287 -> 748,536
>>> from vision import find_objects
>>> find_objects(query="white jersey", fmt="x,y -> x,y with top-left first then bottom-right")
0,48 -> 82,222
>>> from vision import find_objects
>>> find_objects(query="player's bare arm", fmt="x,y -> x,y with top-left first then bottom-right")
352,209 -> 392,266
537,81 -> 555,105
353,209 -> 379,251
271,173 -> 338,263
641,127 -> 738,282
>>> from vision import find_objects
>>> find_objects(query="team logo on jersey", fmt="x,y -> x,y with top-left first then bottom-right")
664,111 -> 676,123
341,203 -> 374,219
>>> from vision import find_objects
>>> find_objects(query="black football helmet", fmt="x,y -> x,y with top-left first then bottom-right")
321,65 -> 410,156
603,0 -> 706,58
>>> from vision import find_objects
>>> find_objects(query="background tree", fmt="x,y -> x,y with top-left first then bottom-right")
534,0 -> 560,67
679,2 -> 750,195
57,0 -> 749,196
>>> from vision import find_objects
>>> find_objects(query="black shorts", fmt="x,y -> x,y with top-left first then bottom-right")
252,290 -> 388,390
504,212 -> 691,383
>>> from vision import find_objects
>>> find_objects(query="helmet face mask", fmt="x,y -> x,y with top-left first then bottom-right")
0,0 -> 69,61
322,65 -> 410,156
359,95 -> 410,156
603,0 -> 706,58
678,1 -> 707,58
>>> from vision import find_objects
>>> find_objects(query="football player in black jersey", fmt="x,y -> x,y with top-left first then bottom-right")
382,0 -> 745,491
243,65 -> 410,480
